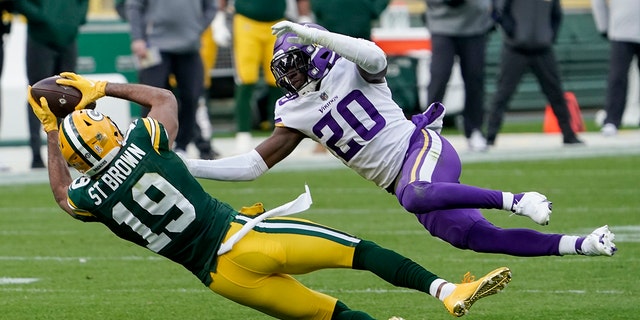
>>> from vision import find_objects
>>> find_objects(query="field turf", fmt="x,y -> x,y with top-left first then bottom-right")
0,155 -> 637,320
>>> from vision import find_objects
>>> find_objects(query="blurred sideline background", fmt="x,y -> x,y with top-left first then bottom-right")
0,0 -> 638,174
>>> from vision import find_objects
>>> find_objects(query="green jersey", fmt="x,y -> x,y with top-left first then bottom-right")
234,0 -> 286,22
310,0 -> 390,40
15,0 -> 90,49
67,118 -> 236,286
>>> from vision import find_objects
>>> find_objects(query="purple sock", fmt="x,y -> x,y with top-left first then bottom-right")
575,237 -> 586,254
502,193 -> 524,211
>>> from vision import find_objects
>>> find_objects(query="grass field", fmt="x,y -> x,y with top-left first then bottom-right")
0,155 -> 638,320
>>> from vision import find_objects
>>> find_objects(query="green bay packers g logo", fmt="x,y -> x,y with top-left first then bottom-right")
86,109 -> 104,121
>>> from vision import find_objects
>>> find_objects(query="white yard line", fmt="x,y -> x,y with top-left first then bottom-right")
0,277 -> 39,285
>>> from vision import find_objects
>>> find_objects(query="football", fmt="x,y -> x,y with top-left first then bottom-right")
30,76 -> 83,118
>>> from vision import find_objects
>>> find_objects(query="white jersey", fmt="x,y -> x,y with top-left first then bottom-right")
274,58 -> 416,188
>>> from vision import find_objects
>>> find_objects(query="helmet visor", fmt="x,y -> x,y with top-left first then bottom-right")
270,48 -> 310,94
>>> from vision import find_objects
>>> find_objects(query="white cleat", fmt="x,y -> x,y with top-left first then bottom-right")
581,225 -> 617,256
513,192 -> 552,225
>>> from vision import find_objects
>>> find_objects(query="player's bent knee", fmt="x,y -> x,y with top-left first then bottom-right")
430,223 -> 470,250
418,211 -> 478,250
398,182 -> 436,214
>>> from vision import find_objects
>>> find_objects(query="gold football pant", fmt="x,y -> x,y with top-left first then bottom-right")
209,215 -> 360,320
232,14 -> 279,85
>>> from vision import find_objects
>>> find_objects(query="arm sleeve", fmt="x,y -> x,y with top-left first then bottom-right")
311,28 -> 387,74
185,149 -> 269,181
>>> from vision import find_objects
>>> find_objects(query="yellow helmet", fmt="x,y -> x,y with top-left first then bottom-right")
59,110 -> 124,176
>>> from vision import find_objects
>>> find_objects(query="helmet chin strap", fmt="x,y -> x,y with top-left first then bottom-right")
297,79 -> 319,96
85,147 -> 121,177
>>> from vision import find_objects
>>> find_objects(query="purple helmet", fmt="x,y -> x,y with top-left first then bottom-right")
270,23 -> 340,96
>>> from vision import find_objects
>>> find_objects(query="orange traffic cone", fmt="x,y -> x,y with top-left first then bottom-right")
543,91 -> 585,134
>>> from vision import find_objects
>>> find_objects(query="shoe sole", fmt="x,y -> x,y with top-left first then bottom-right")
450,267 -> 512,317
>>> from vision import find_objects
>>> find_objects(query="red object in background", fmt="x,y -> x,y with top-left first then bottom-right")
543,91 -> 586,133
372,29 -> 431,56
374,38 -> 432,55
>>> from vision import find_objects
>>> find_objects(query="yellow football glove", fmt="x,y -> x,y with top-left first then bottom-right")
238,203 -> 266,217
56,72 -> 107,110
27,86 -> 58,133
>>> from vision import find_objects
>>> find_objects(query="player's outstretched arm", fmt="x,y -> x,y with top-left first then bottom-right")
44,130 -> 77,217
102,82 -> 179,144
271,21 -> 387,82
58,73 -> 179,145
185,127 -> 304,181
27,88 -> 76,217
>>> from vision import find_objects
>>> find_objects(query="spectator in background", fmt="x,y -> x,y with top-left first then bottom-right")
114,0 -> 126,21
192,25 -> 220,159
166,26 -> 221,160
425,0 -> 494,152
126,0 -> 215,157
0,0 -> 12,172
591,0 -> 640,136
118,0 -> 217,159
487,0 -> 583,146
304,0 -> 389,40
15,0 -> 89,169
213,0 -> 309,153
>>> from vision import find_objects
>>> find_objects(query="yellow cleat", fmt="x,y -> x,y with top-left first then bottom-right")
443,267 -> 512,317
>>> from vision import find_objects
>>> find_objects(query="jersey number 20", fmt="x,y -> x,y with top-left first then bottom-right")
312,90 -> 386,162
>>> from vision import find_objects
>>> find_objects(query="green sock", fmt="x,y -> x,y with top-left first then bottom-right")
332,301 -> 374,320
235,84 -> 255,132
353,240 -> 438,293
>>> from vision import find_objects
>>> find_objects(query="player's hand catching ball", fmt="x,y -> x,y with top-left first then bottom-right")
27,86 -> 58,133
56,72 -> 107,110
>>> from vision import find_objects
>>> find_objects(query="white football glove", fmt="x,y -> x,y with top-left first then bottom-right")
271,21 -> 319,45
212,11 -> 231,48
